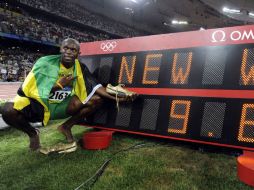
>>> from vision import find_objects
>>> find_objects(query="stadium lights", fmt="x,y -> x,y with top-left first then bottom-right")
222,7 -> 241,14
249,12 -> 254,17
125,7 -> 134,13
130,0 -> 138,3
171,20 -> 188,25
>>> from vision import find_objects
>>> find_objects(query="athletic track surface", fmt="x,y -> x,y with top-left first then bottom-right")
0,82 -> 21,100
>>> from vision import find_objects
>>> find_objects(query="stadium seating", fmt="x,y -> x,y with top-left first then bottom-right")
17,0 -> 145,37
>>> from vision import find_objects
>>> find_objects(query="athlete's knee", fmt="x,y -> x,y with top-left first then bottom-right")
67,95 -> 103,116
67,106 -> 78,116
2,102 -> 15,116
66,96 -> 83,115
78,96 -> 103,116
87,95 -> 103,110
2,102 -> 18,123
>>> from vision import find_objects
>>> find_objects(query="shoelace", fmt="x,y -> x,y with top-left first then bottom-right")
115,84 -> 125,112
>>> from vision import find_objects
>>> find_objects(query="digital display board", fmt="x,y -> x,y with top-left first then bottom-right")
80,25 -> 254,150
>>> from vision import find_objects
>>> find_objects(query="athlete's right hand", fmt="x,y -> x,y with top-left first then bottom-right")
58,75 -> 77,88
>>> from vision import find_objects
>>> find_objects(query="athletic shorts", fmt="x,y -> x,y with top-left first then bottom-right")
48,95 -> 72,120
19,98 -> 44,123
19,96 -> 72,123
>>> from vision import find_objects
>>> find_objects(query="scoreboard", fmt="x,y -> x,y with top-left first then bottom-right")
80,25 -> 254,151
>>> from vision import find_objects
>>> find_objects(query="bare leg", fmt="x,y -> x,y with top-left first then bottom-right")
58,95 -> 102,142
57,108 -> 90,142
57,110 -> 79,142
2,102 -> 40,151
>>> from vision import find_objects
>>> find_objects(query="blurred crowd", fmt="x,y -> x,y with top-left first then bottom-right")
17,0 -> 144,37
0,3 -> 111,44
0,1 -> 111,82
0,0 -> 145,82
0,46 -> 42,82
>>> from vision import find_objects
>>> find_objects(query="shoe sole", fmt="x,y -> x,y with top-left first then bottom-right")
106,87 -> 135,97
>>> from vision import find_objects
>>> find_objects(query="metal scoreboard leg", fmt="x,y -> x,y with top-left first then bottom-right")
237,150 -> 254,187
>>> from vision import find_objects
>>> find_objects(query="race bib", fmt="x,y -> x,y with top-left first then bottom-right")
49,90 -> 71,102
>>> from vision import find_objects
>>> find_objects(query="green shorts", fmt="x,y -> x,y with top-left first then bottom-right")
49,95 -> 72,120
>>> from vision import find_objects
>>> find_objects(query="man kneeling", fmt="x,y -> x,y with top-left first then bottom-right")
1,38 -> 136,151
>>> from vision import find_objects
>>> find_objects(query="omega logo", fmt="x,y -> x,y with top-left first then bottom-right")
211,29 -> 254,43
211,30 -> 226,42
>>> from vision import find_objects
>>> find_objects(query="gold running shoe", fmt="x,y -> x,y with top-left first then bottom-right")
106,84 -> 136,110
106,84 -> 135,97
39,142 -> 77,155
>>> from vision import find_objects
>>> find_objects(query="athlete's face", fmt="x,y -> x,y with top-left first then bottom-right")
60,41 -> 80,66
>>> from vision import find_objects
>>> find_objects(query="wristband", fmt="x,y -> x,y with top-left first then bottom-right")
56,82 -> 64,89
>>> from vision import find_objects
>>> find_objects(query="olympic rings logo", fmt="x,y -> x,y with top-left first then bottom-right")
100,41 -> 117,51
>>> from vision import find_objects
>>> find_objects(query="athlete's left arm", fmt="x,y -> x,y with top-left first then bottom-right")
78,60 -> 136,101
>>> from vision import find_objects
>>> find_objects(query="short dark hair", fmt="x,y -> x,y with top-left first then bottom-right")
61,38 -> 80,50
